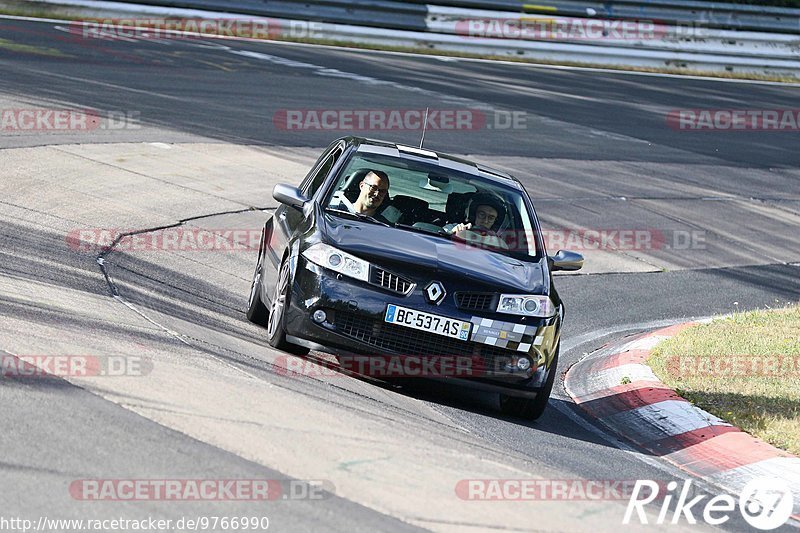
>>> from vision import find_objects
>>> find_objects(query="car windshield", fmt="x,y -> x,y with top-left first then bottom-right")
323,151 -> 540,259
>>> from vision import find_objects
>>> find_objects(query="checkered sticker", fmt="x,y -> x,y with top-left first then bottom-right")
469,317 -> 538,351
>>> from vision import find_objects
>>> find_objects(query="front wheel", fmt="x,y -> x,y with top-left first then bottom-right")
500,347 -> 559,420
267,258 -> 309,355
246,259 -> 269,326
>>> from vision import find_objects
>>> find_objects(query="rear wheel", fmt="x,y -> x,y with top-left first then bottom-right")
267,258 -> 309,355
500,347 -> 559,420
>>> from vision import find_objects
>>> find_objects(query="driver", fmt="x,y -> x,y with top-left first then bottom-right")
445,192 -> 509,249
352,170 -> 390,216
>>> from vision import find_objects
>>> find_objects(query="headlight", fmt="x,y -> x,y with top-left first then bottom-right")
496,294 -> 556,317
302,243 -> 370,282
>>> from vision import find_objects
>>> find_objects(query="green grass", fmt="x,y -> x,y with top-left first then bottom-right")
648,304 -> 800,455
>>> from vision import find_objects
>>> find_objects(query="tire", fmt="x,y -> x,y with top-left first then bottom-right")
246,255 -> 269,326
500,346 -> 559,420
266,257 -> 309,355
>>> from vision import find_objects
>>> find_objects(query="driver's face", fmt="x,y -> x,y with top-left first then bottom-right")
474,205 -> 498,229
359,173 -> 389,209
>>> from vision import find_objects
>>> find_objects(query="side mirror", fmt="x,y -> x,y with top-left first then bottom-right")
549,249 -> 584,272
273,183 -> 307,210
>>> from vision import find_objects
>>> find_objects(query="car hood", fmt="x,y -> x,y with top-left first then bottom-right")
321,214 -> 545,293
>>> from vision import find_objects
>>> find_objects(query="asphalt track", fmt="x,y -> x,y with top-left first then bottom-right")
1,15 -> 799,532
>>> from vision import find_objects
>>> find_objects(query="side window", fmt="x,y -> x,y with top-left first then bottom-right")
300,144 -> 344,197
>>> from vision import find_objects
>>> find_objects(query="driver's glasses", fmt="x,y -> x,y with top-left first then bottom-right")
363,182 -> 388,196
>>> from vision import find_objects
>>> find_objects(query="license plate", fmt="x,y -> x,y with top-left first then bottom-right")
384,304 -> 471,341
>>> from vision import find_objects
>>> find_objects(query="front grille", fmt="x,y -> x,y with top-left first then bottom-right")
370,267 -> 413,294
455,292 -> 496,311
334,311 -> 521,375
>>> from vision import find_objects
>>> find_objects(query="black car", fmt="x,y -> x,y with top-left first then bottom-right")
247,137 -> 583,419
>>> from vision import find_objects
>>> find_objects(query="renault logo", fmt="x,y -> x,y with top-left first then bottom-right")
424,281 -> 446,305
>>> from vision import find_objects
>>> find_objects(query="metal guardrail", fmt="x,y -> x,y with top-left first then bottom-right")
315,21 -> 800,77
109,0 -> 429,30
106,0 -> 800,33
401,0 -> 800,17
391,0 -> 800,33
516,0 -> 800,34
37,0 -> 800,76
427,5 -> 800,59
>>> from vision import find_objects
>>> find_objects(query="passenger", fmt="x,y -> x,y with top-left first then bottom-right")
445,192 -> 509,249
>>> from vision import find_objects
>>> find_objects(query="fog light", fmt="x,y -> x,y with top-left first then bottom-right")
312,310 -> 327,323
516,357 -> 532,371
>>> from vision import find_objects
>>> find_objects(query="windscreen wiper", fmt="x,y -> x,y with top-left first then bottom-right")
392,222 -> 451,237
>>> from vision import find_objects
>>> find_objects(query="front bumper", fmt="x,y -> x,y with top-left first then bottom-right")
284,257 -> 561,397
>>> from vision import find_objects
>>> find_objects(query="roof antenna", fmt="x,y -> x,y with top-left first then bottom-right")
419,107 -> 429,149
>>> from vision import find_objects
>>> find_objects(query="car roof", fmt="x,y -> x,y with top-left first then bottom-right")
343,136 -> 522,188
